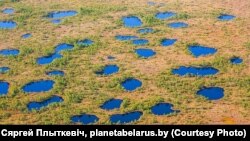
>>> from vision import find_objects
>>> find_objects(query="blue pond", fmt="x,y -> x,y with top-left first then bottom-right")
27,95 -> 63,111
71,114 -> 99,125
0,21 -> 17,29
121,78 -> 142,92
122,16 -> 142,28
110,111 -> 143,124
137,28 -> 153,34
188,45 -> 217,57
230,57 -> 243,64
47,70 -> 64,76
132,39 -> 149,46
151,103 -> 180,116
51,19 -> 61,24
168,22 -> 188,28
0,81 -> 9,96
0,49 -> 19,56
115,35 -> 138,41
77,39 -> 93,47
135,48 -> 156,58
37,53 -> 62,65
22,80 -> 55,93
218,14 -> 235,21
21,33 -> 32,39
55,43 -> 74,53
95,65 -> 119,76
197,87 -> 224,100
2,8 -> 14,14
100,99 -> 123,111
47,10 -> 78,19
172,66 -> 219,76
155,11 -> 176,20
0,67 -> 10,73
161,38 -> 177,47
107,56 -> 115,60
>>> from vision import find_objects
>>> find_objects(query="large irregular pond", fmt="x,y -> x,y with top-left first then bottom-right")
135,48 -> 156,58
172,66 -> 219,76
188,45 -> 217,57
27,95 -> 63,111
197,87 -> 224,100
100,99 -> 123,111
0,21 -> 17,29
122,16 -> 142,28
22,80 -> 55,93
37,53 -> 62,65
0,49 -> 19,56
151,103 -> 180,115
121,78 -> 142,92
0,81 -> 9,96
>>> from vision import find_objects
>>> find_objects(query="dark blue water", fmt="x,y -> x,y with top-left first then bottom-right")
77,39 -> 93,47
0,67 -> 10,73
21,33 -> 32,39
115,35 -> 138,41
71,114 -> 99,125
0,21 -> 17,29
121,78 -> 142,92
161,38 -> 177,47
135,48 -> 156,58
37,53 -> 62,65
95,65 -> 119,76
168,22 -> 188,28
132,39 -> 149,46
218,14 -> 235,21
107,56 -> 115,60
47,70 -> 65,76
27,95 -> 63,111
22,80 -> 55,93
230,57 -> 243,64
122,16 -> 142,28
2,8 -> 14,14
155,12 -> 176,20
172,66 -> 219,76
110,111 -> 143,124
197,87 -> 224,100
137,28 -> 153,34
51,19 -> 61,24
188,45 -> 217,57
100,99 -> 123,110
47,11 -> 78,19
151,103 -> 180,115
0,81 -> 9,96
55,43 -> 74,53
0,49 -> 19,56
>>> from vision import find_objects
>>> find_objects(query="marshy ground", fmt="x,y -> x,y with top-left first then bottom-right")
0,0 -> 250,124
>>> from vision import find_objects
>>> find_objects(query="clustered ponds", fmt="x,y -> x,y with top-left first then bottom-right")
0,2 -> 241,124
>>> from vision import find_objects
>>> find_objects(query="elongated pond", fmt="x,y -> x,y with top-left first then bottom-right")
110,111 -> 143,124
27,95 -> 63,111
